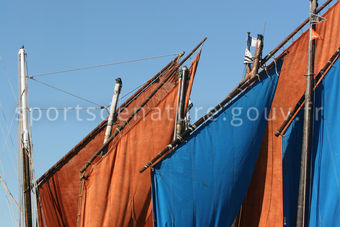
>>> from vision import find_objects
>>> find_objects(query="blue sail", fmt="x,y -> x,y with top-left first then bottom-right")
282,57 -> 340,226
151,60 -> 282,227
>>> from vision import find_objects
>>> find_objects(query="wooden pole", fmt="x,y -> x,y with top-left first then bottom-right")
245,34 -> 264,81
103,78 -> 122,144
18,47 -> 33,227
296,1 -> 317,226
262,0 -> 333,63
275,48 -> 340,137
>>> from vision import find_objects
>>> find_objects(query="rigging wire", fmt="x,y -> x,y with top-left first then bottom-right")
28,77 -> 108,111
0,107 -> 18,174
0,113 -> 17,178
35,107 -> 105,111
0,106 -> 20,224
119,83 -> 144,101
0,175 -> 23,217
28,53 -> 180,78
0,59 -> 18,102
26,80 -> 146,111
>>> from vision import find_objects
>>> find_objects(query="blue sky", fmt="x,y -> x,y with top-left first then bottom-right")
0,0 -> 331,225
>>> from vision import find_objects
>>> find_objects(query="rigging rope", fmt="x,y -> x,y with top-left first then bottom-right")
0,175 -> 23,217
0,59 -> 18,102
36,107 -> 105,111
119,83 -> 144,101
28,78 -> 107,110
28,53 -> 180,78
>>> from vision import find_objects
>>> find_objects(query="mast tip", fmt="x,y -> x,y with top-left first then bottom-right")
115,78 -> 122,83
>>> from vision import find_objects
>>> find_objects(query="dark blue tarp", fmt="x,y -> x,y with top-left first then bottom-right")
282,57 -> 340,226
151,60 -> 282,227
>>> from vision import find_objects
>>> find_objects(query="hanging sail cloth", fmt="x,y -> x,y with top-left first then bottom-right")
282,56 -> 340,226
77,52 -> 201,227
151,60 -> 281,227
238,2 -> 340,226
36,56 -> 181,227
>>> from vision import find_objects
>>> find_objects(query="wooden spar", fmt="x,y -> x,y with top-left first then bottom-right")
18,47 -> 33,227
116,53 -> 183,114
235,34 -> 264,94
80,37 -> 207,174
275,48 -> 340,137
140,51 -> 289,173
36,53 -> 183,186
245,34 -> 264,80
103,78 -> 122,145
262,0 -> 334,63
242,32 -> 252,79
175,66 -> 189,137
297,0 -> 317,226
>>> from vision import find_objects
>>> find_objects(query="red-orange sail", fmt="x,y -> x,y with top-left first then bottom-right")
36,51 -> 201,227
36,56 -> 180,227
238,2 -> 340,226
78,52 -> 201,227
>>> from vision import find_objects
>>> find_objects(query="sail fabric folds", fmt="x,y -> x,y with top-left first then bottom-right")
151,62 -> 281,227
36,58 -> 181,226
78,53 -> 201,227
239,2 -> 340,226
282,57 -> 340,226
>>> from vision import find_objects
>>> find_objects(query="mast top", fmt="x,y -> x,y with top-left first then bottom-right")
115,77 -> 122,84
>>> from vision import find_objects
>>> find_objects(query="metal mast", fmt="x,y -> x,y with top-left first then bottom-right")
18,46 -> 33,227
296,0 -> 317,226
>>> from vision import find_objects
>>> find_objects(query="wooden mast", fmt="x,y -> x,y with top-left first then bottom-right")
243,34 -> 263,82
103,78 -> 122,144
18,47 -> 33,227
175,66 -> 189,137
296,0 -> 317,226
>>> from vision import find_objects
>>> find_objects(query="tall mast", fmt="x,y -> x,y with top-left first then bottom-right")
103,78 -> 122,144
296,0 -> 317,226
18,47 -> 33,227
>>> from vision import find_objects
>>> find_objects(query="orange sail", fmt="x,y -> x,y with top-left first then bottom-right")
36,56 -> 181,227
238,2 -> 340,226
78,52 -> 201,227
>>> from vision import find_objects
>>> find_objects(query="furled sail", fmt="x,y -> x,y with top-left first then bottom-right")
282,55 -> 340,227
238,2 -> 340,226
36,55 -> 182,226
150,60 -> 281,227
77,51 -> 201,227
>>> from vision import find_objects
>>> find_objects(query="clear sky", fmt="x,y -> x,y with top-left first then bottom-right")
0,0 -> 332,225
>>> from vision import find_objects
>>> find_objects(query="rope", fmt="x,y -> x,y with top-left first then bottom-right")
28,78 -> 107,110
0,107 -> 18,173
0,59 -> 18,102
119,83 -> 144,101
0,175 -> 23,217
0,106 -> 18,175
34,107 -> 104,111
29,53 -> 180,78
